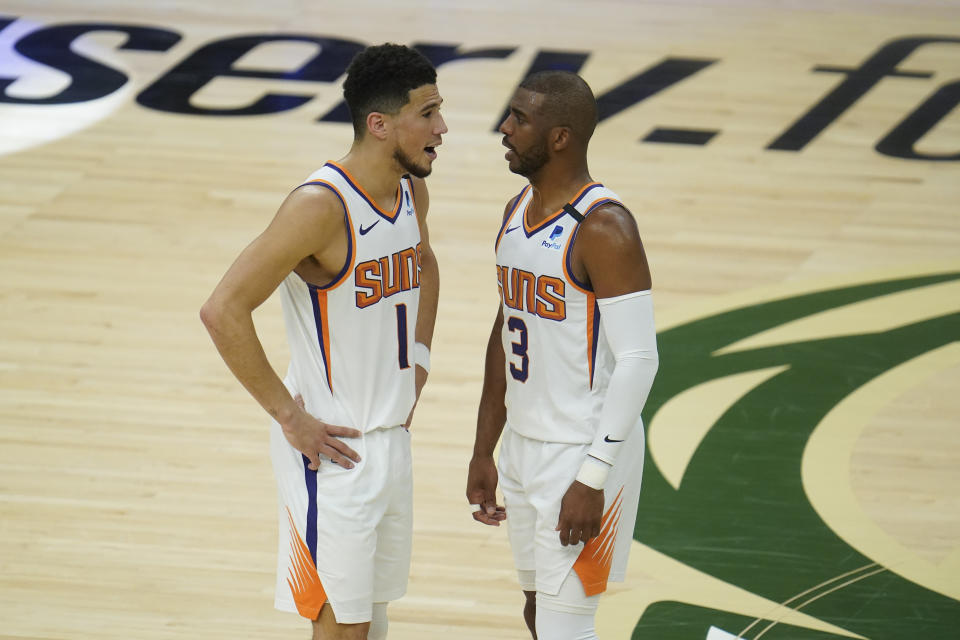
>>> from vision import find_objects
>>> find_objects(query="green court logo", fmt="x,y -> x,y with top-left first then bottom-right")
616,270 -> 960,639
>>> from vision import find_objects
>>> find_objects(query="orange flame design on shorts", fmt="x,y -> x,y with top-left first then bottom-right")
572,486 -> 624,596
285,507 -> 327,619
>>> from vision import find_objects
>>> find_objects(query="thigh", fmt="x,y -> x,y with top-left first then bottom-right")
499,428 -> 538,572
571,422 -> 645,596
372,427 -> 413,603
524,440 -> 588,596
272,422 -> 383,623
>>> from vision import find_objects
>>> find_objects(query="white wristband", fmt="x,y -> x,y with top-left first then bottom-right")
414,342 -> 430,373
575,455 -> 611,490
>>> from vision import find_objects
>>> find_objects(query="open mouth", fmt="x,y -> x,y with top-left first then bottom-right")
424,146 -> 437,160
502,137 -> 515,160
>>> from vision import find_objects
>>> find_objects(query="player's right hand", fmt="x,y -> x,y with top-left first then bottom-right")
282,394 -> 361,471
466,455 -> 507,526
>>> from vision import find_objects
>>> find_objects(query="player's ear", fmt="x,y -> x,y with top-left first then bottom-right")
551,126 -> 571,151
366,112 -> 389,141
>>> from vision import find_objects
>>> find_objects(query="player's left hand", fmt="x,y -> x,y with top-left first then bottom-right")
556,481 -> 604,546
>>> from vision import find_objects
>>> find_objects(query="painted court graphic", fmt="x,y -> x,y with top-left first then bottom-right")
613,268 -> 960,639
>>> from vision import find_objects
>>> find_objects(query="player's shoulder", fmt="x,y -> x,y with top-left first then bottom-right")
577,199 -> 642,247
583,198 -> 636,228
276,179 -> 348,228
287,180 -> 344,207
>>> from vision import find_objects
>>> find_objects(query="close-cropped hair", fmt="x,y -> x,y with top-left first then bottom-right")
519,70 -> 598,144
343,43 -> 437,139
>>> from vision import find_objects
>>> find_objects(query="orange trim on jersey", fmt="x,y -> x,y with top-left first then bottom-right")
522,181 -> 601,235
495,186 -> 531,251
285,507 -> 328,619
315,289 -> 333,390
573,486 -> 624,597
327,161 -> 402,220
303,178 -> 356,291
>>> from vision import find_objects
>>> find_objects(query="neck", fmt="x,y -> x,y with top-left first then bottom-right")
526,163 -> 593,223
336,142 -> 404,209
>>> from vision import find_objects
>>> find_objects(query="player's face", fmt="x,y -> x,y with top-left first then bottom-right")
499,88 -> 551,178
391,84 -> 447,178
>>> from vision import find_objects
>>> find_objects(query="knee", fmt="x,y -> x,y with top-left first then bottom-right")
333,626 -> 370,640
312,618 -> 370,640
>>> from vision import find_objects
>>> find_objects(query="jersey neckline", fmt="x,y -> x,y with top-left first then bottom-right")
325,161 -> 403,222
521,182 -> 603,237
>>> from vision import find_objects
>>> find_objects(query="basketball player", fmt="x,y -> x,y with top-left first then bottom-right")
200,44 -> 445,640
466,71 -> 659,640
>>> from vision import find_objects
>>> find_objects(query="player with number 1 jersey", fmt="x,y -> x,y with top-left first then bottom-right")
278,161 -> 423,434
202,44 -> 445,639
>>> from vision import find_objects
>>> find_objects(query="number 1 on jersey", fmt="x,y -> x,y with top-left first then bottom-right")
396,303 -> 410,369
507,316 -> 529,382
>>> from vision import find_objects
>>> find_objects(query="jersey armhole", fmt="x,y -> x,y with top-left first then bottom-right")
295,180 -> 356,291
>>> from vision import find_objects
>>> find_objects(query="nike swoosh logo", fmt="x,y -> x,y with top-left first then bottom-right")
603,435 -> 624,443
359,220 -> 380,235
505,225 -> 521,234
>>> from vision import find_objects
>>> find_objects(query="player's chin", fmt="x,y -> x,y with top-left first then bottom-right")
408,163 -> 432,179
413,150 -> 436,178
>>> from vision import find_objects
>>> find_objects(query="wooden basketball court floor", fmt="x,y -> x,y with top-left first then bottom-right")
1,1 -> 958,638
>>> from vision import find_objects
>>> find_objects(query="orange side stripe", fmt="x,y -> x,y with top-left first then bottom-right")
586,293 -> 597,387
573,486 -> 624,597
285,507 -> 327,619
315,289 -> 332,390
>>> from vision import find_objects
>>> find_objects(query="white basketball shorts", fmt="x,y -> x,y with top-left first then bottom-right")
497,422 -> 644,597
270,422 -> 412,624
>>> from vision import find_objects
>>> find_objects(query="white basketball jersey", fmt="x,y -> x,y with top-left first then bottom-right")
495,182 -> 625,444
278,162 -> 422,433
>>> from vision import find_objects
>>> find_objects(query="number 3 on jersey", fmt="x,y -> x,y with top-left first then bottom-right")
507,316 -> 529,382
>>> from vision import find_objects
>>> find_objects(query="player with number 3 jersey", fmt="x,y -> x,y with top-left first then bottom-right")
467,71 -> 659,640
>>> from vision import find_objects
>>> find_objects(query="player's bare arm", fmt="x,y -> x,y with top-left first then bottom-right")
467,196 -> 519,526
467,305 -> 508,526
200,186 -> 362,471
556,203 -> 655,546
405,175 -> 439,427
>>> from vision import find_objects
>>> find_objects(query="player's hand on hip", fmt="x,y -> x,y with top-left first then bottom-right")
556,481 -> 604,546
282,395 -> 361,471
466,455 -> 507,526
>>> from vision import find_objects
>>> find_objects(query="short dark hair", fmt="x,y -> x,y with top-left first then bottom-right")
343,44 -> 437,139
519,71 -> 598,144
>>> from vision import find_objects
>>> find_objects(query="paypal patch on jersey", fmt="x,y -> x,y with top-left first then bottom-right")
542,224 -> 564,250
